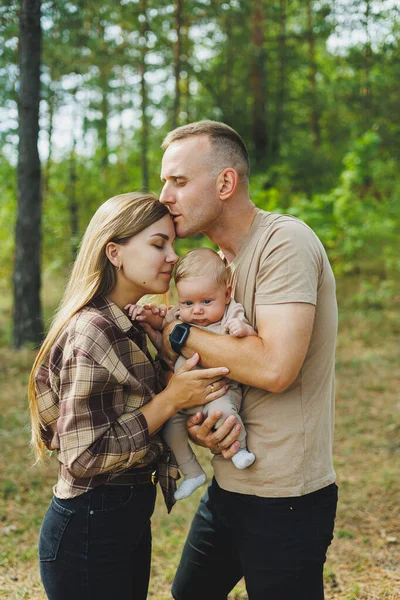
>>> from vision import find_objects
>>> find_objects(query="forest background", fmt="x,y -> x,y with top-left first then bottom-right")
0,1 -> 399,599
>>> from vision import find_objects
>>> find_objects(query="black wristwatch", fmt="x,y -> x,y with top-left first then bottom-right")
169,323 -> 192,354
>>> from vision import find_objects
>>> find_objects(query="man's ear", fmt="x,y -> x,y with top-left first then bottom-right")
105,242 -> 120,268
218,168 -> 238,200
225,284 -> 232,303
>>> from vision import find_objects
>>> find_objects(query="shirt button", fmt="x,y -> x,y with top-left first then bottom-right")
90,510 -> 94,515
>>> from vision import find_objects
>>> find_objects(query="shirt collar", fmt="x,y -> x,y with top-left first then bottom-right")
90,296 -> 137,334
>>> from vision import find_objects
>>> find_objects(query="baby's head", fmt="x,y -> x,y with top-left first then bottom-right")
174,248 -> 232,327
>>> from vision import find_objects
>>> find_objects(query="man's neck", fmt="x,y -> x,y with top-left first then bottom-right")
208,203 -> 258,263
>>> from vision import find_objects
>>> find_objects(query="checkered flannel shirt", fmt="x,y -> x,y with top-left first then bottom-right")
35,296 -> 179,513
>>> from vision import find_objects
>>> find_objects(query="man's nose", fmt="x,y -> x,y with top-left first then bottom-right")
160,186 -> 174,205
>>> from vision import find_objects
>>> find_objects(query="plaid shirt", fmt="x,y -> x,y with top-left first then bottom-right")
35,296 -> 179,513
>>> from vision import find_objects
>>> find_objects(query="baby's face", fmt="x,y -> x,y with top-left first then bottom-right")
177,276 -> 230,327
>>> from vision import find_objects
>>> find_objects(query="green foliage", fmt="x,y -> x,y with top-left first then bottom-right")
0,155 -> 17,283
1,0 -> 400,315
251,131 -> 400,306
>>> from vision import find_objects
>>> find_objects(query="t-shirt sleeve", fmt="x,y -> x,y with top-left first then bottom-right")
225,300 -> 250,326
255,220 -> 323,306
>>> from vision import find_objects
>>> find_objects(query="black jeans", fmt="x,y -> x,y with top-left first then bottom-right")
39,482 -> 156,600
172,478 -> 338,600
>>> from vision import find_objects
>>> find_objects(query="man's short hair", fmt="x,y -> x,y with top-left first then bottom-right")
174,248 -> 231,288
162,120 -> 250,181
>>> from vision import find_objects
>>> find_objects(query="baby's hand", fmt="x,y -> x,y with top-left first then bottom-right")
225,318 -> 249,338
124,304 -> 166,331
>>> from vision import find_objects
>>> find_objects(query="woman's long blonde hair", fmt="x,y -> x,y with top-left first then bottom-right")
28,192 -> 169,461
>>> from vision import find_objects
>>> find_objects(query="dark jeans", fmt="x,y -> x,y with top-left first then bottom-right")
39,482 -> 157,600
172,478 -> 338,600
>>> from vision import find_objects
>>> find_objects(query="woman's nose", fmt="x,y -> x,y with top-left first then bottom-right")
167,250 -> 179,264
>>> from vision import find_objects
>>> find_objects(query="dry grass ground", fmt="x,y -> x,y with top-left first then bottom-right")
0,299 -> 399,599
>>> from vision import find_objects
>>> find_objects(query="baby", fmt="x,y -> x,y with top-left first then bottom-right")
127,248 -> 257,500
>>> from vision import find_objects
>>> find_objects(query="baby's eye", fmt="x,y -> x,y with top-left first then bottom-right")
203,300 -> 212,305
183,301 -> 193,306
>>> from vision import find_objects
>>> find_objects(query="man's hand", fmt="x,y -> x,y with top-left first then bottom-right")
186,411 -> 241,458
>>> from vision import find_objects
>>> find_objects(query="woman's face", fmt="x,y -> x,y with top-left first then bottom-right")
116,214 -> 179,299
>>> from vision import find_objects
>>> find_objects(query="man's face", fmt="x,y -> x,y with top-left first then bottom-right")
159,136 -> 223,238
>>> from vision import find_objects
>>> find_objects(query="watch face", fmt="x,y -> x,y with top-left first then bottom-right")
170,323 -> 191,353
174,326 -> 188,344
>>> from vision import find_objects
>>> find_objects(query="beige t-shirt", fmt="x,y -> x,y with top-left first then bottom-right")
213,210 -> 337,497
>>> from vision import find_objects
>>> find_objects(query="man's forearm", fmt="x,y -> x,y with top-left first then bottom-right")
180,327 -> 281,391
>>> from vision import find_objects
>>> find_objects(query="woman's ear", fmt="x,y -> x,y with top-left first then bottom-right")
218,168 -> 238,200
105,242 -> 120,268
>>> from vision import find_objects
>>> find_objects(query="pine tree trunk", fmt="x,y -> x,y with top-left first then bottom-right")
69,126 -> 79,259
272,0 -> 287,162
172,0 -> 182,129
306,0 -> 321,148
43,91 -> 54,202
13,0 -> 43,348
250,0 -> 268,168
140,0 -> 149,191
362,0 -> 372,126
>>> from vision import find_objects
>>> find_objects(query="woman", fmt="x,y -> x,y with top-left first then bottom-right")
28,192 -> 229,600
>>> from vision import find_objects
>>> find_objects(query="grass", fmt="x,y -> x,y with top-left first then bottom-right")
0,283 -> 399,599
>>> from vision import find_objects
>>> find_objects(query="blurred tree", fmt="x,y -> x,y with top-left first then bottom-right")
250,0 -> 268,167
139,0 -> 150,190
13,0 -> 43,348
0,0 -> 398,345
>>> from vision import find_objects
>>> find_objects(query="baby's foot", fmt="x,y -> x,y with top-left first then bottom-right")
232,449 -> 255,470
174,474 -> 207,501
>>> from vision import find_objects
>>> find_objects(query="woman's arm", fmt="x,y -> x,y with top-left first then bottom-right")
54,352 -> 228,480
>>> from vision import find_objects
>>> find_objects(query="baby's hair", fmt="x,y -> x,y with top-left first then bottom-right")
174,248 -> 231,287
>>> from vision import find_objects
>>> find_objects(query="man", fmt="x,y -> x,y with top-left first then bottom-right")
159,120 -> 338,600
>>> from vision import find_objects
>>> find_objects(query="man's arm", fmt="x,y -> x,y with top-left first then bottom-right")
163,302 -> 315,392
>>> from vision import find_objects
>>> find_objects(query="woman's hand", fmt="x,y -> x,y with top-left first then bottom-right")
165,353 -> 230,412
139,354 -> 229,436
186,411 -> 241,458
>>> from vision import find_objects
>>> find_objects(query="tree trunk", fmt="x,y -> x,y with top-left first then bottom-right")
362,0 -> 372,126
69,102 -> 79,260
272,0 -> 287,162
250,0 -> 268,168
43,89 -> 55,202
139,0 -> 149,191
172,0 -> 182,129
99,76 -> 109,169
13,0 -> 43,348
306,0 -> 321,148
98,23 -> 109,170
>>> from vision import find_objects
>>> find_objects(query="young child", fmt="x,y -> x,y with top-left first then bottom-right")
127,248 -> 257,500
